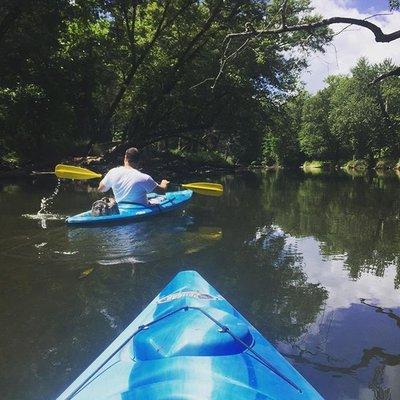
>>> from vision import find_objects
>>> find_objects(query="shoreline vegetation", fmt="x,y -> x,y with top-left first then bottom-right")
302,159 -> 400,172
263,58 -> 400,169
3,148 -> 400,180
2,124 -> 400,179
0,146 -> 237,179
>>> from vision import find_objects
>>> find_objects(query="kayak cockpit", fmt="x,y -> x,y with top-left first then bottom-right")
133,307 -> 254,360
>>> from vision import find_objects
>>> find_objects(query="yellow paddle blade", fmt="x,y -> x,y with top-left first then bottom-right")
55,164 -> 102,180
181,182 -> 223,196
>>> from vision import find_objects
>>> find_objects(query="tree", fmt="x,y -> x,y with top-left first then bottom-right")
329,58 -> 400,161
263,91 -> 308,166
299,83 -> 339,161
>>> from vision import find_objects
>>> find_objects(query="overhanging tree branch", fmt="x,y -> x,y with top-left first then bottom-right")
125,0 -> 225,137
215,12 -> 400,87
226,16 -> 400,43
372,66 -> 400,83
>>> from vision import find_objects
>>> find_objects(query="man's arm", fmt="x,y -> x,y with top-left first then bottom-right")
156,179 -> 169,191
145,176 -> 169,193
98,180 -> 108,193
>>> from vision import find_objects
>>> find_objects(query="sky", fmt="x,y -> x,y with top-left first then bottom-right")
301,0 -> 400,92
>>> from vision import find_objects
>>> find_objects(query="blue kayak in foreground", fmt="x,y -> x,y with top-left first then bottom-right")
56,270 -> 323,400
66,190 -> 193,225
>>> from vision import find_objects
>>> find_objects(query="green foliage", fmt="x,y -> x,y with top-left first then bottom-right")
263,91 -> 308,166
328,59 -> 398,161
299,85 -> 340,161
302,160 -> 333,169
375,159 -> 396,170
0,0 -> 331,165
342,159 -> 369,171
6,2 -> 398,168
1,151 -> 20,168
267,58 -> 400,167
169,149 -> 234,167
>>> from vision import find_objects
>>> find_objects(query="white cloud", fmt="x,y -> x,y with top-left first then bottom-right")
301,0 -> 400,92
289,236 -> 400,310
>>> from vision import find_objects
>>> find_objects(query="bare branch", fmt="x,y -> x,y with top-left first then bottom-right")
372,66 -> 400,84
226,16 -> 400,43
189,77 -> 215,90
281,0 -> 289,28
212,37 -> 251,89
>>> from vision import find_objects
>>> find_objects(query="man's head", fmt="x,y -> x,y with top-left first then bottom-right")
124,147 -> 139,166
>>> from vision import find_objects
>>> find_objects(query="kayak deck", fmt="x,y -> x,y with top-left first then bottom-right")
66,190 -> 192,225
56,271 -> 323,400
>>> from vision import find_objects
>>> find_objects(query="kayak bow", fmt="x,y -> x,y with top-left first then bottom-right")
56,270 -> 323,400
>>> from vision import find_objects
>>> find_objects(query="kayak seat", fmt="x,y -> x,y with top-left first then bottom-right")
133,308 -> 254,361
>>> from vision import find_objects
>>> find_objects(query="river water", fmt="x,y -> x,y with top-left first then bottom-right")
0,170 -> 399,400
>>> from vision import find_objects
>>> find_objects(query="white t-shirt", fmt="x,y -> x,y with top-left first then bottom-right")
100,166 -> 158,204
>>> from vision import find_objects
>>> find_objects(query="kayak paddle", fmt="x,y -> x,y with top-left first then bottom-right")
54,164 -> 223,196
55,164 -> 102,180
179,182 -> 223,197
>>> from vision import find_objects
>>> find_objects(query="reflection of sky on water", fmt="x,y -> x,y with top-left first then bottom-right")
277,235 -> 400,400
285,304 -> 400,400
296,237 -> 399,309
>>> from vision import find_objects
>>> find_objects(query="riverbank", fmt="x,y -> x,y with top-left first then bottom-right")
0,148 -> 237,179
301,159 -> 400,173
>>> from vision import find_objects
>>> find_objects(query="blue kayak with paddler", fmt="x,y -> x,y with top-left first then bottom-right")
55,270 -> 323,399
66,189 -> 193,225
54,163 -> 222,225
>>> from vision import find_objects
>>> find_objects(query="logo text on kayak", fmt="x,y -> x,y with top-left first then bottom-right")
157,290 -> 222,304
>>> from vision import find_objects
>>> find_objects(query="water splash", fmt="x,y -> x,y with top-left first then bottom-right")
22,179 -> 65,228
22,179 -> 64,225
38,179 -> 61,215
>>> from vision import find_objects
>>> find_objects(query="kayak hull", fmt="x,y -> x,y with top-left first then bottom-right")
56,271 -> 323,400
66,190 -> 193,225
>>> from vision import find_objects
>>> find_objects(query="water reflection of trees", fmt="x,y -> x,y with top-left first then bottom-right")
260,172 -> 400,287
195,175 -> 328,343
239,226 -> 329,342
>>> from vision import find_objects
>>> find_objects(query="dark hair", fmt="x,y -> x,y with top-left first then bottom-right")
125,147 -> 139,164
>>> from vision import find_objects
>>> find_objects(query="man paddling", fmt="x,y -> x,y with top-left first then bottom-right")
98,147 -> 169,205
